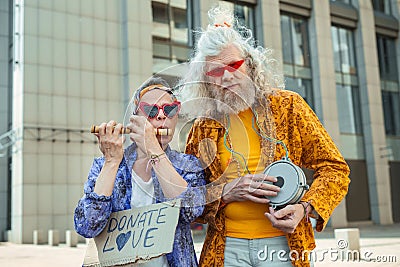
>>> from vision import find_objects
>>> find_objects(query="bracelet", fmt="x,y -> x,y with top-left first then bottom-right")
300,201 -> 311,222
146,152 -> 166,171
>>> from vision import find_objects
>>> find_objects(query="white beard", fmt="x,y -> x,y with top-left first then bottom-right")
212,85 -> 256,114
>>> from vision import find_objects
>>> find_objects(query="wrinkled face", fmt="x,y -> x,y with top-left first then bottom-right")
205,44 -> 255,114
137,89 -> 179,146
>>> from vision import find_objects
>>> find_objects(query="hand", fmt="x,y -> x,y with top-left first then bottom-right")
127,115 -> 162,156
264,204 -> 304,233
221,174 -> 280,204
95,120 -> 124,163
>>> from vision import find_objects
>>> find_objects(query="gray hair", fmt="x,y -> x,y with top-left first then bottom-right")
132,77 -> 176,115
178,6 -> 285,106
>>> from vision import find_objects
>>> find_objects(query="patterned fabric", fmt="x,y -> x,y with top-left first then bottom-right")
185,89 -> 350,267
74,143 -> 206,267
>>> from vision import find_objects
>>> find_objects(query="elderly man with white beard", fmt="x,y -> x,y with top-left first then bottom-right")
182,6 -> 350,267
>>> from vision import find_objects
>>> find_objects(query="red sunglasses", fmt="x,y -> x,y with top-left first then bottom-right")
205,59 -> 245,77
138,101 -> 181,119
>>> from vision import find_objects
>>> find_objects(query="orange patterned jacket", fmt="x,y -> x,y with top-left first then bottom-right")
185,89 -> 350,267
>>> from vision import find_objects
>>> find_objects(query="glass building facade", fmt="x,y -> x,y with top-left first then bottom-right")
281,13 -> 313,108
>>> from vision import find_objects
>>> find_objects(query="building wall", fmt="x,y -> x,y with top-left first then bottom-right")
0,0 -> 11,242
355,0 -> 392,224
309,0 -> 349,227
9,0 -> 152,243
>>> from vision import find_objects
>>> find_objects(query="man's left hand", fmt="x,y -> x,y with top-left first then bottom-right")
264,205 -> 304,233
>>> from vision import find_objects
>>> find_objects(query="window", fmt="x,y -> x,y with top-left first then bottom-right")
336,84 -> 363,134
377,35 -> 398,81
331,26 -> 357,79
152,2 -> 169,24
218,1 -> 256,34
372,0 -> 392,15
331,0 -> 351,4
331,25 -> 362,134
281,15 -> 310,67
285,77 -> 313,106
281,14 -> 313,108
377,35 -> 400,136
382,91 -> 400,135
152,0 -> 191,74
173,7 -> 187,29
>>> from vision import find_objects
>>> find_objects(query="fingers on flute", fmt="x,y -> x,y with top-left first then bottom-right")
113,123 -> 123,136
98,122 -> 107,135
130,115 -> 145,124
94,133 -> 100,142
125,122 -> 133,133
106,120 -> 116,134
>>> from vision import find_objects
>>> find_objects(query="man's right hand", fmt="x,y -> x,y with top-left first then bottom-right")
221,174 -> 280,204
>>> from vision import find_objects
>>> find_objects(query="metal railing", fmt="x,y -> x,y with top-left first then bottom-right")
0,129 -> 17,156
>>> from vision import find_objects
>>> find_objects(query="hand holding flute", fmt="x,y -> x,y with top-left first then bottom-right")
90,124 -> 172,136
95,121 -> 125,164
92,117 -> 172,160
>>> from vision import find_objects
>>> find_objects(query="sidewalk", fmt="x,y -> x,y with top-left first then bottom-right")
1,224 -> 399,266
310,223 -> 400,266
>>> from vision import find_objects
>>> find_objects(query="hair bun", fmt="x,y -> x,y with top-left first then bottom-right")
208,6 -> 235,29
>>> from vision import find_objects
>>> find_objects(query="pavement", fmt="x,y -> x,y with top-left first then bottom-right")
1,223 -> 400,266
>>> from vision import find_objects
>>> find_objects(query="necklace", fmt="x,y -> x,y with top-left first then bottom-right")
223,111 -> 290,178
223,114 -> 251,176
223,126 -> 246,179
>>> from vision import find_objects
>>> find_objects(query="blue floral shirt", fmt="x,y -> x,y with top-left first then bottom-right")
74,144 -> 206,267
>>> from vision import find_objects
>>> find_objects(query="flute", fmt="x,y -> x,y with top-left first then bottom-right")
90,125 -> 172,136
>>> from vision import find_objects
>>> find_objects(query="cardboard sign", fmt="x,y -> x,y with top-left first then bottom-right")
83,200 -> 181,267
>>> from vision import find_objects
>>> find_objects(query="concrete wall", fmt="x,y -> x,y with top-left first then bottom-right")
0,0 -> 11,242
10,0 -> 152,243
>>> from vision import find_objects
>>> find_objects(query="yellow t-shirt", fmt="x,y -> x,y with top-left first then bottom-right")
217,109 -> 284,238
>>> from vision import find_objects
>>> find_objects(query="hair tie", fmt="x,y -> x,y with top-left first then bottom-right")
214,22 -> 231,28
134,84 -> 165,104
133,84 -> 175,106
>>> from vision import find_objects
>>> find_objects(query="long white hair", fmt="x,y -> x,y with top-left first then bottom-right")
178,5 -> 285,112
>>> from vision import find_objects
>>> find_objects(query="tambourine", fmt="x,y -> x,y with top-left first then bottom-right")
263,158 -> 309,209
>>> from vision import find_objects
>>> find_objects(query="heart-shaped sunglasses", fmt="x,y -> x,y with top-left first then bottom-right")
138,101 -> 181,119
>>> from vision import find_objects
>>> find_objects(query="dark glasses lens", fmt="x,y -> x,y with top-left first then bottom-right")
206,59 -> 245,77
206,67 -> 225,77
228,59 -> 244,70
138,102 -> 181,119
142,105 -> 159,118
163,103 -> 179,118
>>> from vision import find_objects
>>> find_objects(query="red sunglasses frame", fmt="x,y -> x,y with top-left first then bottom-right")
138,101 -> 181,119
205,59 -> 245,77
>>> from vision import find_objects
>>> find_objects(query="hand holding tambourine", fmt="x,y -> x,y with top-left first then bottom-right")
263,158 -> 310,233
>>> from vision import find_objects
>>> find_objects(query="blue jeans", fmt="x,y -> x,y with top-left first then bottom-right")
224,236 -> 294,267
